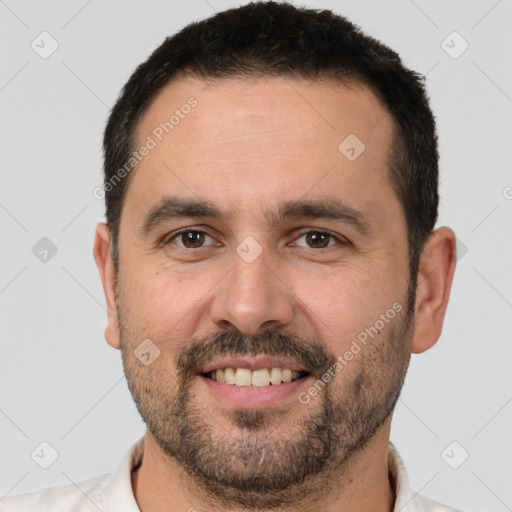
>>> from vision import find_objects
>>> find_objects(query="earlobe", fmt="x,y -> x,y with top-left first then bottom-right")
93,223 -> 121,350
410,226 -> 457,354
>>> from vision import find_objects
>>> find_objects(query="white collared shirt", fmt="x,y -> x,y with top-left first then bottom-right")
1,438 -> 462,511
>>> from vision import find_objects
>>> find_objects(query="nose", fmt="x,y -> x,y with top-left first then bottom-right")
210,248 -> 294,337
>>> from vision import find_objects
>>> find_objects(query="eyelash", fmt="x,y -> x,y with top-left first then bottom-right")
164,228 -> 348,250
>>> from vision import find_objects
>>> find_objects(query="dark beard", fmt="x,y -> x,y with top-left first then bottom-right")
120,296 -> 413,510
160,382 -> 345,509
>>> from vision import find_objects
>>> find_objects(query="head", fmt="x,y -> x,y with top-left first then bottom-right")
94,2 -> 456,508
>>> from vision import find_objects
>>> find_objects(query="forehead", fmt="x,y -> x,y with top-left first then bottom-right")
137,74 -> 392,155
124,75 -> 398,227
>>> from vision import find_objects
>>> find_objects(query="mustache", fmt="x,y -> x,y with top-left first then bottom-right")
176,328 -> 338,381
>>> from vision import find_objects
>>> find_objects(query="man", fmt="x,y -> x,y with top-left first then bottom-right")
3,2 -> 460,511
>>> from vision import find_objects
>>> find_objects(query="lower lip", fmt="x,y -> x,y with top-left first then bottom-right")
199,375 -> 311,408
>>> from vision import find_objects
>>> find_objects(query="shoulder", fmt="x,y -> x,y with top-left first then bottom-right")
409,493 -> 464,512
389,442 -> 464,512
0,474 -> 110,512
2,437 -> 144,512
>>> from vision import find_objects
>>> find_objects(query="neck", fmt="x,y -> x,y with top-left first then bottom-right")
131,422 -> 395,512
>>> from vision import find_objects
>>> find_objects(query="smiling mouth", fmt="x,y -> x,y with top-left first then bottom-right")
201,367 -> 310,388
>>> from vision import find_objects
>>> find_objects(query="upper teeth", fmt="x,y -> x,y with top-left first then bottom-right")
209,368 -> 301,387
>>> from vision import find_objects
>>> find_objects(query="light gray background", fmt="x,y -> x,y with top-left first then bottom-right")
1,0 -> 511,510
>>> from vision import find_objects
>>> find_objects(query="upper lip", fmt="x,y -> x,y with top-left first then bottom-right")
199,355 -> 307,374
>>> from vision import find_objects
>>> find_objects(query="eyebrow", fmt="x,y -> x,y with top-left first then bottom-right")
140,195 -> 374,236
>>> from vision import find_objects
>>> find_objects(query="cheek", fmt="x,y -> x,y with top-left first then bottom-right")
290,261 -> 404,355
120,265 -> 213,341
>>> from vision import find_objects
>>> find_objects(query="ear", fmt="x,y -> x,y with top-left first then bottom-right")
411,226 -> 457,354
93,223 -> 121,349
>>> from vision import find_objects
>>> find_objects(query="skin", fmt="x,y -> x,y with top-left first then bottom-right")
94,75 -> 457,512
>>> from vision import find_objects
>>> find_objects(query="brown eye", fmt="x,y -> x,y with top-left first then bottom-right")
293,230 -> 343,249
305,232 -> 330,248
170,230 -> 215,248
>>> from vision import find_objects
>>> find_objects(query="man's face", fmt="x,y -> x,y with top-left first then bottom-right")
114,76 -> 413,505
